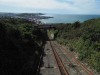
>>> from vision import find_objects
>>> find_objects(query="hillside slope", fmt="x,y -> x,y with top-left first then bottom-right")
52,18 -> 100,73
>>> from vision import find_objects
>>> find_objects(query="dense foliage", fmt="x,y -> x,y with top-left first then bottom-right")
52,18 -> 100,72
0,17 -> 46,75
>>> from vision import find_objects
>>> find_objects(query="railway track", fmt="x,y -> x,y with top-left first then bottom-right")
39,40 -> 94,75
52,42 -> 83,75
54,41 -> 94,75
49,41 -> 69,75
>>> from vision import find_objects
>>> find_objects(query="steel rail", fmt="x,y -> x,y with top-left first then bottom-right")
53,41 -> 81,75
49,41 -> 69,75
57,42 -> 94,75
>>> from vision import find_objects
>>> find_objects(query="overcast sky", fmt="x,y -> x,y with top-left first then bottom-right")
0,0 -> 100,14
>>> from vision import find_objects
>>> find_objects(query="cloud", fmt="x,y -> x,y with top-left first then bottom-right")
0,0 -> 70,9
0,0 -> 99,14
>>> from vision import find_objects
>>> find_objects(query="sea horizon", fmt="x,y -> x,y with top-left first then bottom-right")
41,14 -> 100,23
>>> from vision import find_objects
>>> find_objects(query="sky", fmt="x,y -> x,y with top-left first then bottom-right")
0,0 -> 100,14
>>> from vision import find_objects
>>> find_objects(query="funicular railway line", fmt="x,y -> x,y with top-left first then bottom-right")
49,41 -> 94,75
49,41 -> 69,75
55,41 -> 94,75
52,41 -> 82,75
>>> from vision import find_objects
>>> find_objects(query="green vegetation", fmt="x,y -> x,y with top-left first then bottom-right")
0,17 -> 46,75
52,19 -> 100,72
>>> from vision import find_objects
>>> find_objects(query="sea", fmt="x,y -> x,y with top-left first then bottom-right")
41,14 -> 100,23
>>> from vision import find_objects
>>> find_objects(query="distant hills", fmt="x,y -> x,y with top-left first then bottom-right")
0,12 -> 53,20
